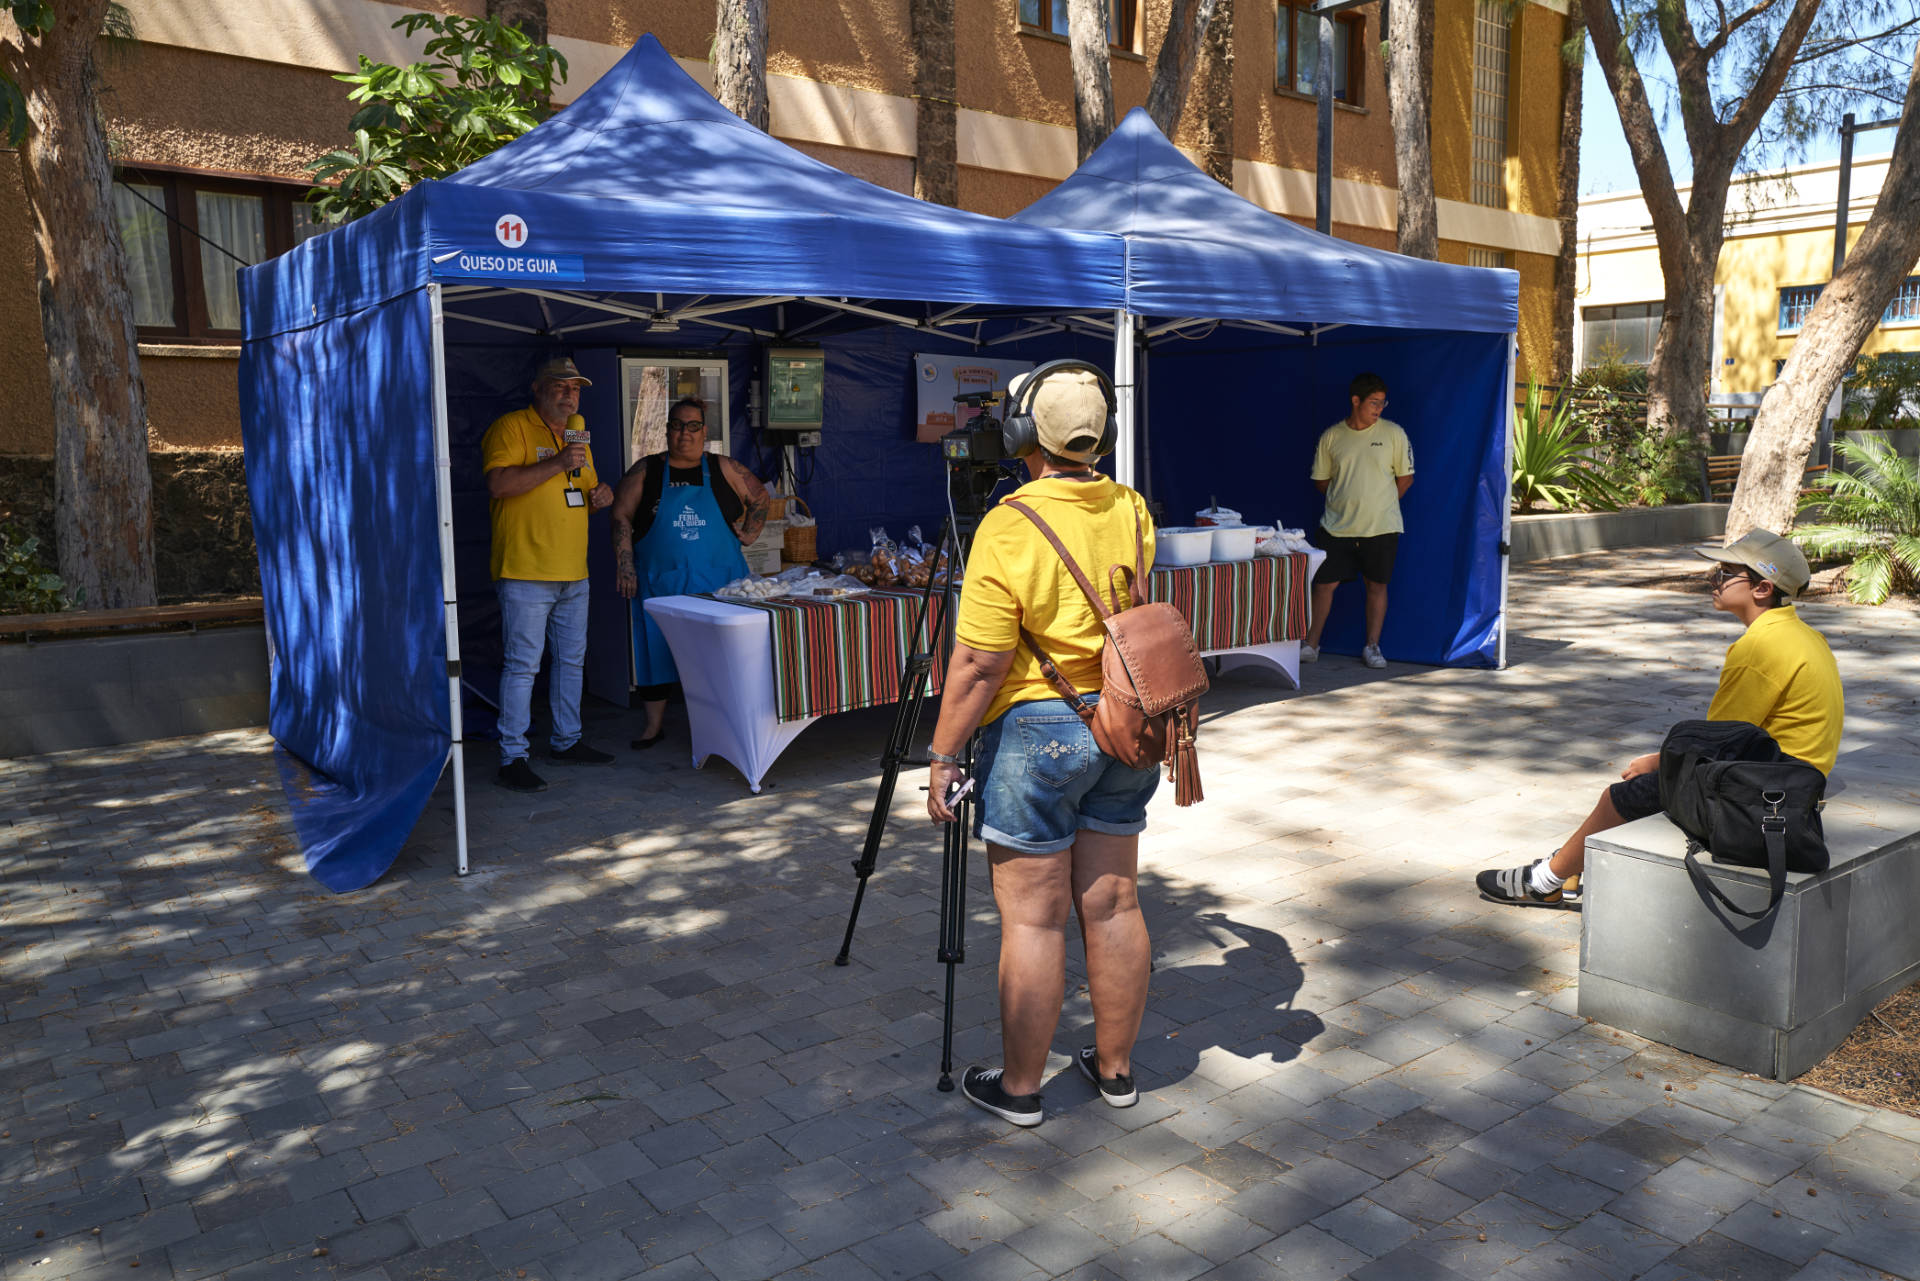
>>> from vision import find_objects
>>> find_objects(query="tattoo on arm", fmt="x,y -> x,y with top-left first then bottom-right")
739,495 -> 770,545
613,517 -> 634,571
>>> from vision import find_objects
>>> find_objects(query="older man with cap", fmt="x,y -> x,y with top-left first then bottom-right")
924,362 -> 1161,1129
1476,529 -> 1844,908
482,355 -> 617,793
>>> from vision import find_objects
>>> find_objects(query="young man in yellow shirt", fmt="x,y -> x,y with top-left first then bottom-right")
1477,529 -> 1844,908
1303,373 -> 1415,669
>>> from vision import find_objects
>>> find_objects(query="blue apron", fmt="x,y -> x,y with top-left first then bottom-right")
630,455 -> 751,686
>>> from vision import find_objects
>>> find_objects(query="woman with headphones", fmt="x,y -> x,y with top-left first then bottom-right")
926,360 -> 1160,1127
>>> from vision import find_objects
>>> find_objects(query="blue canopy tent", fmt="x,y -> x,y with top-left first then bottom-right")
1012,108 -> 1521,671
238,36 -> 1128,891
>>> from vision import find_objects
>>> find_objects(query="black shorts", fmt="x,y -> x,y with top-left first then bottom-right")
1312,528 -> 1400,585
1608,770 -> 1663,822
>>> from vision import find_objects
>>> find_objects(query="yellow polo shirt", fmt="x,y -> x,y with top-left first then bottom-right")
955,475 -> 1156,726
481,407 -> 599,581
1311,418 -> 1415,538
1707,605 -> 1844,774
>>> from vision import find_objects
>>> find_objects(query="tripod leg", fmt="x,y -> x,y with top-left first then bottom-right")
835,655 -> 933,965
935,737 -> 976,1092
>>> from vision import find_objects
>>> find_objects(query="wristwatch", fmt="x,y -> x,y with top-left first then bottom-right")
928,749 -> 962,766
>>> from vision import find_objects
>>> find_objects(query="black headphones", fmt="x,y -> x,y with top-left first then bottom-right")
1000,359 -> 1119,460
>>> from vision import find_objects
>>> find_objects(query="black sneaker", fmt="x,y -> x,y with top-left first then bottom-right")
549,741 -> 614,765
1476,860 -> 1573,909
1075,1046 -> 1138,1107
495,758 -> 547,793
960,1066 -> 1042,1127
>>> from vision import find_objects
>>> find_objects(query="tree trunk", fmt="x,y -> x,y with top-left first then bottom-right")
1145,0 -> 1220,137
1068,0 -> 1114,164
8,1 -> 156,608
1550,0 -> 1585,381
1643,186 -> 1729,453
1198,0 -> 1234,185
713,0 -> 769,132
910,0 -> 957,205
1727,46 -> 1920,541
485,0 -> 547,45
1387,0 -> 1436,259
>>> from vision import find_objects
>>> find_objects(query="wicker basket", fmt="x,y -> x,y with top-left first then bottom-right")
782,497 -> 817,564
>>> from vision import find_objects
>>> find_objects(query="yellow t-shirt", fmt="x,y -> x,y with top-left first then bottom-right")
955,475 -> 1157,727
1706,605 -> 1844,774
481,407 -> 600,581
1311,418 -> 1415,538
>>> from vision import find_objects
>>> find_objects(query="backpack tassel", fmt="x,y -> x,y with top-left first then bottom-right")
1169,707 -> 1203,807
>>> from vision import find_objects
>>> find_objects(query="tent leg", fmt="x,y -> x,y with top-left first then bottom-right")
1497,332 -> 1517,670
1113,308 -> 1136,488
428,284 -> 471,876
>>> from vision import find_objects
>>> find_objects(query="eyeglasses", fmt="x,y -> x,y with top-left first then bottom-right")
668,420 -> 707,432
1707,565 -> 1753,590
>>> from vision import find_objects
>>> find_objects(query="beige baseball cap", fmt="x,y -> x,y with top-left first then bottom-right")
532,355 -> 591,386
1695,528 -> 1810,598
1007,366 -> 1111,463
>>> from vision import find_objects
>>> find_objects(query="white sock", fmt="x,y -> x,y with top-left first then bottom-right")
1530,861 -> 1567,895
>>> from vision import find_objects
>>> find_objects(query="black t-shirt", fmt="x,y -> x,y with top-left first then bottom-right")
630,452 -> 744,541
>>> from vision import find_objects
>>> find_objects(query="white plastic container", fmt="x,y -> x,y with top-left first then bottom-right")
1194,504 -> 1242,527
1156,526 -> 1213,567
1210,525 -> 1257,562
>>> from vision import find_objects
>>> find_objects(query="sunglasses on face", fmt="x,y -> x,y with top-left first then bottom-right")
1706,566 -> 1753,589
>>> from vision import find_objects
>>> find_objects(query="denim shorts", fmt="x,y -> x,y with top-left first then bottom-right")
971,696 -> 1161,855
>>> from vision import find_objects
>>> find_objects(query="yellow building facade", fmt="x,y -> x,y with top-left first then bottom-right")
1575,153 -> 1920,400
1,0 -> 1573,455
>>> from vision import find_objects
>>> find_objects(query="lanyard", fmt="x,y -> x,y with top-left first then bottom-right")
541,418 -> 578,492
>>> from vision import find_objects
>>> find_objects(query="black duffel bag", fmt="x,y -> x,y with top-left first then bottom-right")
1658,719 -> 1828,920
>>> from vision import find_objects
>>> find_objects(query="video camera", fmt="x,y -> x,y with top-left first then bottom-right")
941,391 -> 1013,521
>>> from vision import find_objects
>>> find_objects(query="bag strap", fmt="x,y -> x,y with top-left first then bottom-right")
1683,801 -> 1789,921
1019,627 -> 1095,723
1007,498 -> 1135,618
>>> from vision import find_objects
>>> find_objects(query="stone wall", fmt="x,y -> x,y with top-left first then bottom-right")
0,451 -> 258,605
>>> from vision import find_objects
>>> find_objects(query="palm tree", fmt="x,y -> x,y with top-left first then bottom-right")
1794,434 -> 1920,605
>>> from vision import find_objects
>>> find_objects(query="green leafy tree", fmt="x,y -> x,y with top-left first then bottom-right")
1512,381 -> 1628,513
0,526 -> 72,615
1794,434 -> 1920,603
1837,351 -> 1920,432
306,12 -> 567,224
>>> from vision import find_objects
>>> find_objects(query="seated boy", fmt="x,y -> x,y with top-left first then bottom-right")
1477,529 -> 1844,908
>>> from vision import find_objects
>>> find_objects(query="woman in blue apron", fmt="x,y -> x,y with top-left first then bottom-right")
613,398 -> 764,747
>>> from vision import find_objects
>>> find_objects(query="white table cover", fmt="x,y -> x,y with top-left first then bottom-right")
642,594 -> 819,793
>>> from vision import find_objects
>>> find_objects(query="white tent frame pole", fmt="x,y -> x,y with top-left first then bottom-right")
427,284 -> 471,876
1497,331 -> 1517,670
1113,308 -> 1136,488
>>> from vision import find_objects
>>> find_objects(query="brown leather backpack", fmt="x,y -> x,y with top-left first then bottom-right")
1005,499 -> 1208,806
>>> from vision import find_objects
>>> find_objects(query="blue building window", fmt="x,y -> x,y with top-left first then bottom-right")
1779,285 -> 1822,333
1883,276 -> 1920,325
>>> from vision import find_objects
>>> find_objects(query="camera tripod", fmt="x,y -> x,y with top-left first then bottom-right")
833,511 -> 980,1092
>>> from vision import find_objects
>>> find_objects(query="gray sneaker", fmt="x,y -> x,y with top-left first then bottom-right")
1362,645 -> 1387,669
1300,643 -> 1319,663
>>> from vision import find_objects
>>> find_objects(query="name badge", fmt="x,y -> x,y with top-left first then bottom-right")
564,489 -> 586,508
535,447 -> 555,461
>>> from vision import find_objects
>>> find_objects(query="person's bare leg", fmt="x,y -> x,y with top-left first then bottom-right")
1546,787 -> 1628,880
642,698 -> 666,738
989,844 -> 1072,1096
1305,582 -> 1338,648
1364,581 -> 1389,647
1070,830 -> 1149,1079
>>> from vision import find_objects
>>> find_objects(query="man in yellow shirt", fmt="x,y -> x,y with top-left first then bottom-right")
1303,373 -> 1414,669
481,356 -> 616,793
1478,529 -> 1844,908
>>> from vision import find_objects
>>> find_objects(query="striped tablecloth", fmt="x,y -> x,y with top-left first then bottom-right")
720,588 -> 948,723
1149,553 -> 1311,651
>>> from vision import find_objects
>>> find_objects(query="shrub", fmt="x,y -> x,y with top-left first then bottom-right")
1511,381 -> 1626,514
1837,351 -> 1920,433
0,524 -> 72,615
1794,433 -> 1920,605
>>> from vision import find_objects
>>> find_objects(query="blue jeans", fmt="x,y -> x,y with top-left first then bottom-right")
972,696 -> 1161,855
496,577 -> 589,763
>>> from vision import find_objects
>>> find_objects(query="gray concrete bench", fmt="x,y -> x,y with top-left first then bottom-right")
1578,745 -> 1920,1080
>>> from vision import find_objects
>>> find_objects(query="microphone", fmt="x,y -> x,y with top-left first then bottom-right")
563,414 -> 589,478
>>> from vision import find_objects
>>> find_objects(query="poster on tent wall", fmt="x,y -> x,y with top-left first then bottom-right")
914,353 -> 1033,443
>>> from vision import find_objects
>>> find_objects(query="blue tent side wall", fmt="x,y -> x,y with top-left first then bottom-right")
238,288 -> 451,892
1145,328 -> 1508,667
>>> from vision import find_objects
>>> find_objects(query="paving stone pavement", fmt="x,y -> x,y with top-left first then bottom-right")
4,548 -> 1919,1281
